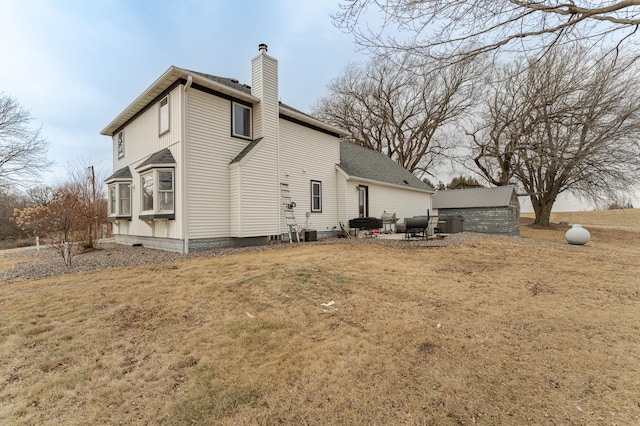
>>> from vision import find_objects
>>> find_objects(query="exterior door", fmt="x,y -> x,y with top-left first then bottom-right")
358,185 -> 368,218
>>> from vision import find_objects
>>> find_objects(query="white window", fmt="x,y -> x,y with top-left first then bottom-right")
140,169 -> 174,214
117,131 -> 125,159
108,185 -> 116,215
158,170 -> 174,212
108,182 -> 132,218
311,180 -> 322,213
159,96 -> 169,135
141,172 -> 154,212
119,183 -> 131,215
232,103 -> 252,139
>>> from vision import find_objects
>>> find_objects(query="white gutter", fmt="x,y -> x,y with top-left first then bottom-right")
182,75 -> 193,253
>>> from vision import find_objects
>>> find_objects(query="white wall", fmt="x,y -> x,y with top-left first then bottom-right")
186,89 -> 251,239
111,87 -> 183,240
339,177 -> 432,223
279,119 -> 341,233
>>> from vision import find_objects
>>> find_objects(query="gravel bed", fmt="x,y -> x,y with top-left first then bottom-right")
1,233 -> 553,283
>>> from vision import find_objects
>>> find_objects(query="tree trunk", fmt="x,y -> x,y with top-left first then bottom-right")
530,194 -> 557,227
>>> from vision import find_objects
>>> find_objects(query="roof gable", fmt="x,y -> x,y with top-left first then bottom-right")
338,141 -> 432,191
432,186 -> 517,209
101,66 -> 348,138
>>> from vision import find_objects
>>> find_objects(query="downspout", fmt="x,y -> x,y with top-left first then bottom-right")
182,75 -> 193,253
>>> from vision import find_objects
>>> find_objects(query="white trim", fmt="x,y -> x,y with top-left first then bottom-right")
232,102 -> 252,139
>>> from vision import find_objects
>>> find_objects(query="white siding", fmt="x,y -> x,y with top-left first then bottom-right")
338,177 -> 432,223
186,89 -> 251,239
229,164 -> 241,236
110,87 -> 183,240
112,87 -> 182,173
231,52 -> 280,237
279,119 -> 341,234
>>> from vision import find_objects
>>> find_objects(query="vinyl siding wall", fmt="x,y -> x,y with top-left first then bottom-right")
339,177 -> 432,223
186,88 -> 254,239
279,119 -> 341,234
110,87 -> 183,240
232,53 -> 280,237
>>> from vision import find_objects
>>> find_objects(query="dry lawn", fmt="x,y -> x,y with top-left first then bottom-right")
1,210 -> 639,425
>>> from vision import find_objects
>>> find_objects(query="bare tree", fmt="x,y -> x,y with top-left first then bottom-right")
469,46 -> 640,226
12,161 -> 109,265
333,1 -> 640,63
0,189 -> 27,244
312,54 -> 479,177
0,93 -> 51,189
26,185 -> 55,206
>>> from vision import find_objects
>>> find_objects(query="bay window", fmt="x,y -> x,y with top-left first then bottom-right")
107,181 -> 132,220
139,168 -> 175,220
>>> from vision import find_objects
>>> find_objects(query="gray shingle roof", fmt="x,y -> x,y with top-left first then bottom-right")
105,166 -> 132,182
186,69 -> 323,121
432,186 -> 517,209
338,141 -> 432,191
230,138 -> 263,164
185,69 -> 253,95
136,148 -> 176,170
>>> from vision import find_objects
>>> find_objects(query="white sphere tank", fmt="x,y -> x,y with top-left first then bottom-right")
565,224 -> 590,245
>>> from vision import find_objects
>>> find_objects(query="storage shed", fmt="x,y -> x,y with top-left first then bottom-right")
432,186 -> 520,236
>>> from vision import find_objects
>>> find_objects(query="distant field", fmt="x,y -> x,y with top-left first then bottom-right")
1,211 -> 639,425
521,208 -> 640,231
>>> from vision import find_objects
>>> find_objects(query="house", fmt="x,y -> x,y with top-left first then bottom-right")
432,186 -> 520,236
337,141 -> 433,223
102,44 -> 433,253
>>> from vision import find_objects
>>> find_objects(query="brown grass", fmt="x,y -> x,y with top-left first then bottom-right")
1,210 -> 639,425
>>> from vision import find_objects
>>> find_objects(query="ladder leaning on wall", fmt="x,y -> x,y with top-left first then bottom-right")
280,183 -> 300,243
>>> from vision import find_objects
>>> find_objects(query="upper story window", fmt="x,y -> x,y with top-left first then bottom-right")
232,102 -> 252,139
311,180 -> 322,213
159,96 -> 169,135
117,131 -> 125,159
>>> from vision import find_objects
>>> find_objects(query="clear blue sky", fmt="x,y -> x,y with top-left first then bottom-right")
0,0 -> 366,183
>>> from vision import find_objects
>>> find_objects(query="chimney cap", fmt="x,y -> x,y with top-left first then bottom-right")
258,43 -> 268,52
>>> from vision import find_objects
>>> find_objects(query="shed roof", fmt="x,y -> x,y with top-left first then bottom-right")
337,141 -> 433,192
432,186 -> 517,209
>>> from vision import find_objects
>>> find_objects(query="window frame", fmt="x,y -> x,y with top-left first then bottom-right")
232,102 -> 252,139
108,184 -> 117,215
310,180 -> 322,213
138,168 -> 175,220
141,171 -> 155,213
107,181 -> 132,220
117,131 -> 125,159
157,169 -> 174,213
118,182 -> 131,216
159,96 -> 170,136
